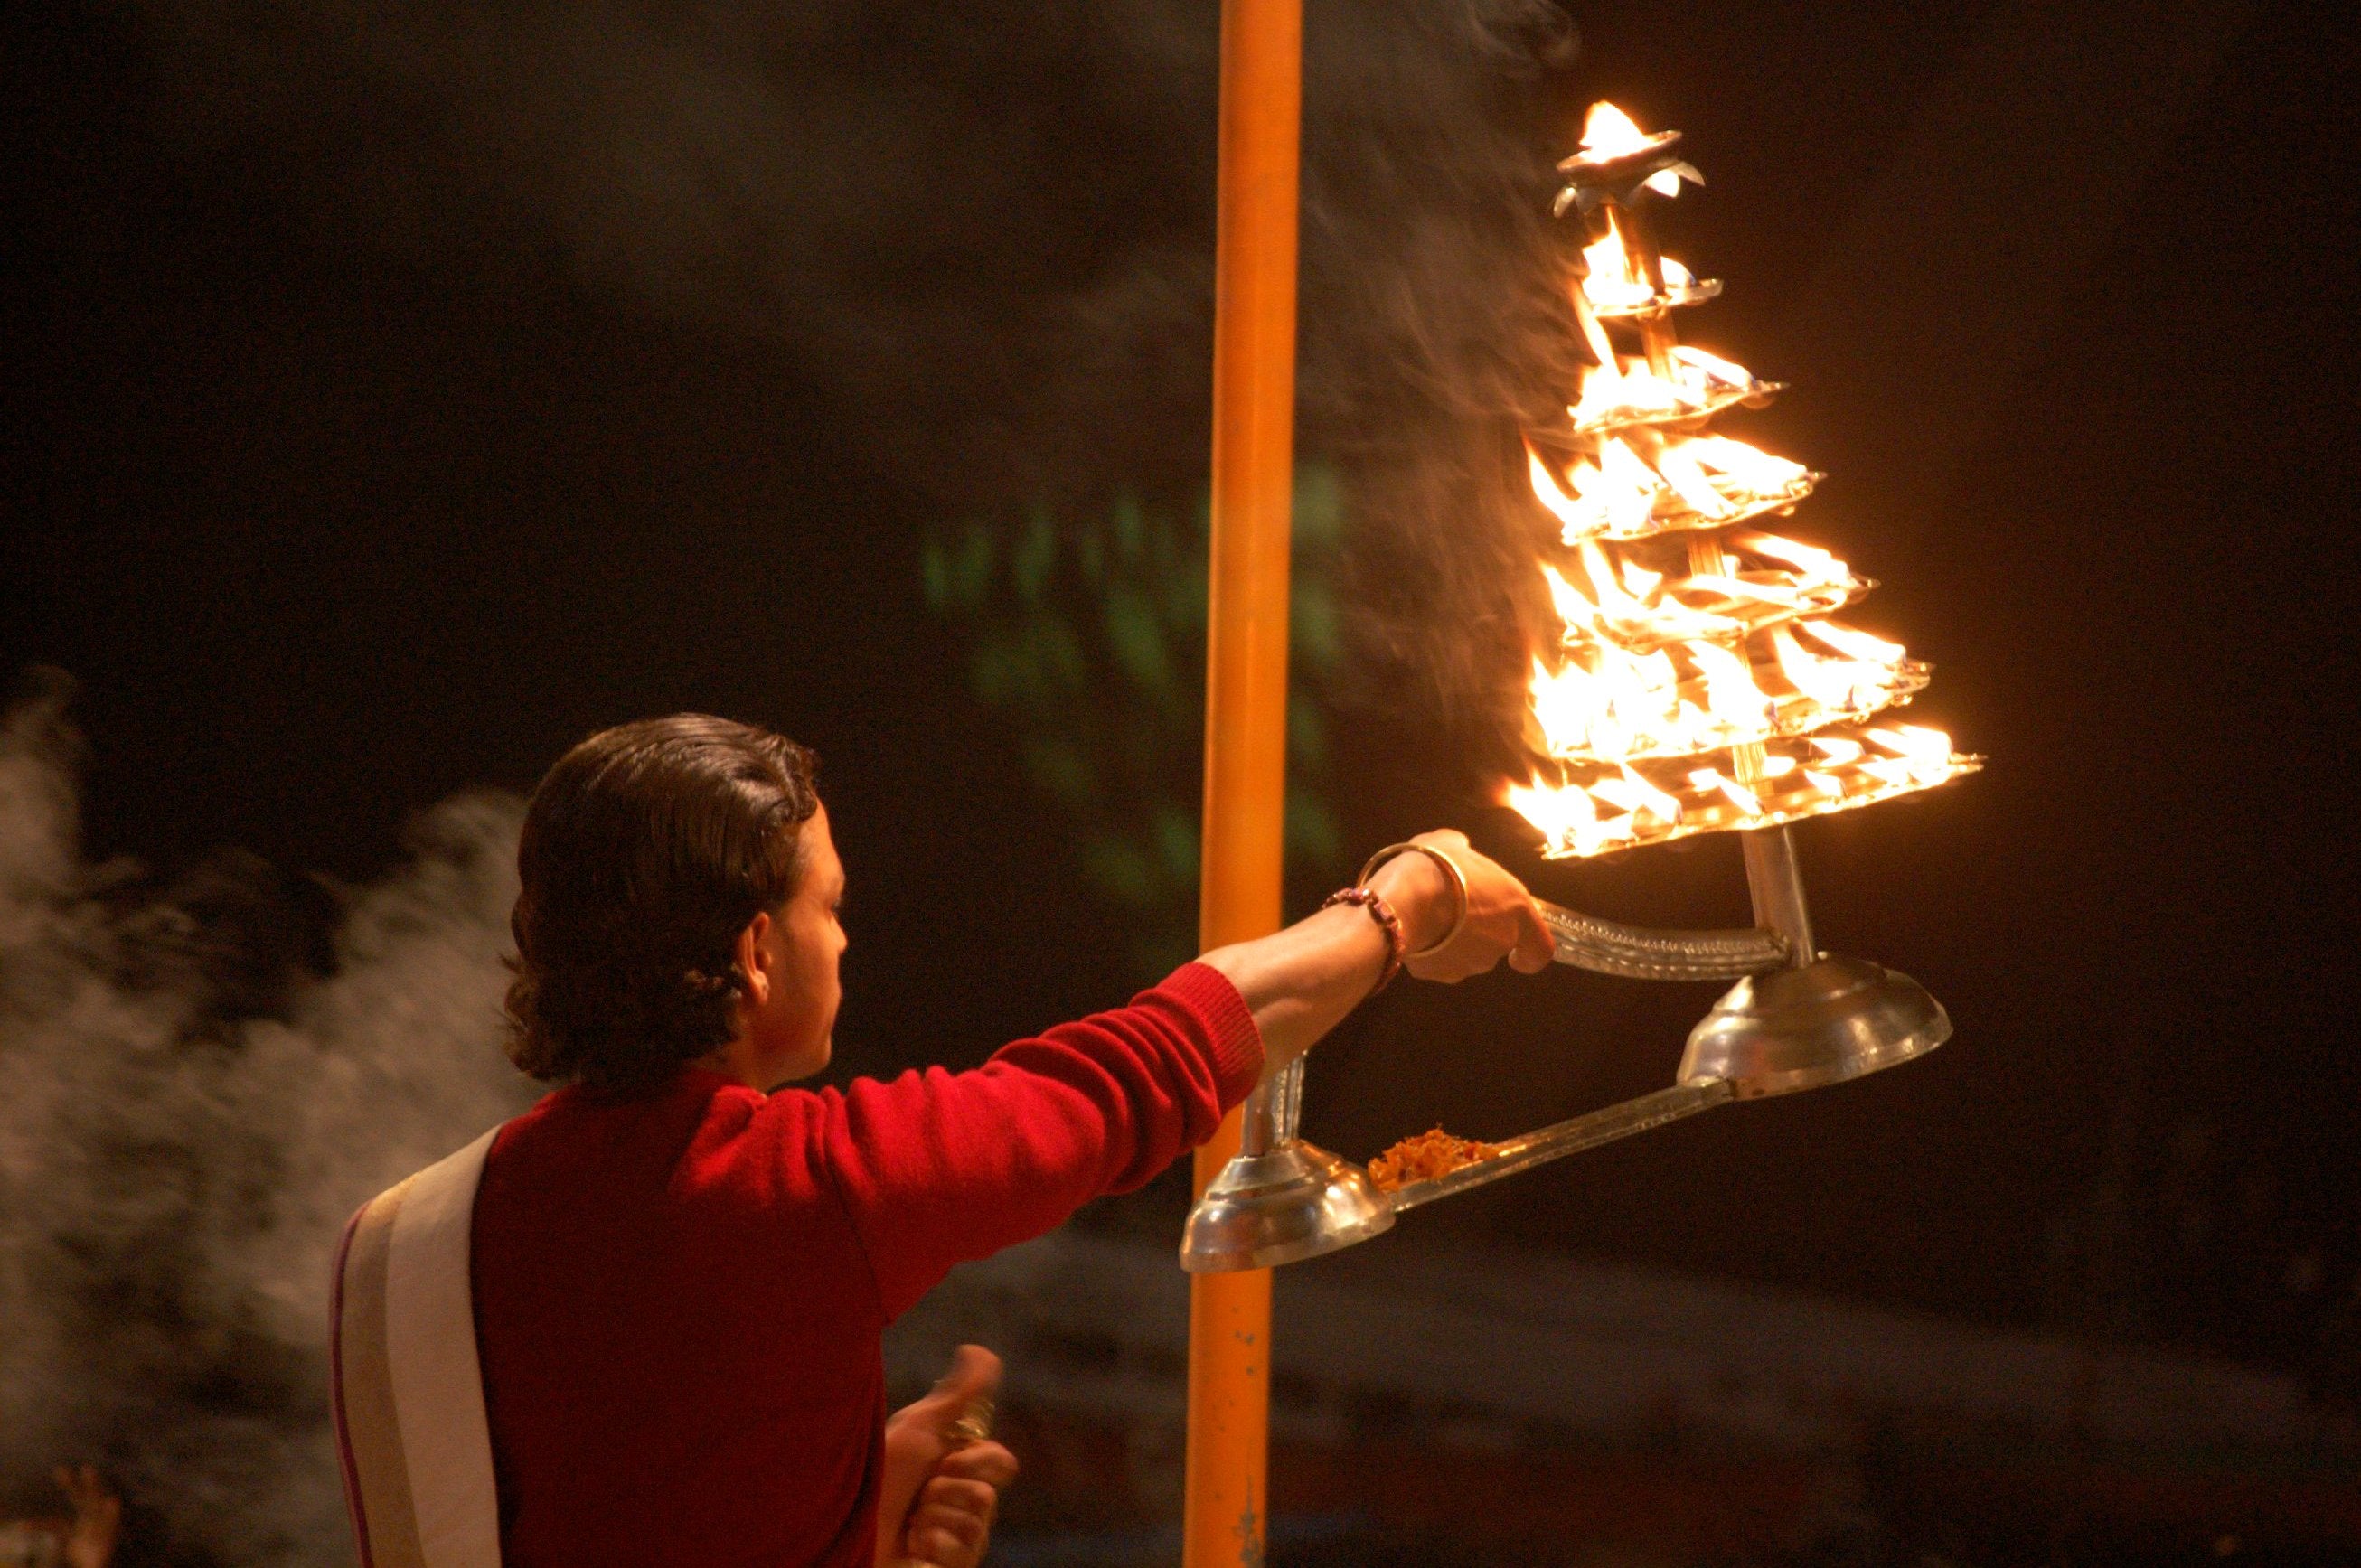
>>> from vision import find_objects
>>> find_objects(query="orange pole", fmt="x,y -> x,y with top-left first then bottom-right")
1183,0 -> 1301,1563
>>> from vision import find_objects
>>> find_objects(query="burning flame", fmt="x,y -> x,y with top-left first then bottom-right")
1508,720 -> 1969,859
1580,215 -> 1701,313
1579,103 -> 1686,198
1510,102 -> 1978,859
1528,431 -> 1813,542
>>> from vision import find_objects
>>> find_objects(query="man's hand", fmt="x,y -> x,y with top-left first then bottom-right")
1374,831 -> 1555,983
1198,828 -> 1554,1067
877,1346 -> 1019,1568
55,1466 -> 121,1568
898,1441 -> 1018,1568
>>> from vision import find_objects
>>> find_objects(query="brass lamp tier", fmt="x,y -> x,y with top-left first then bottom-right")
1519,736 -> 1981,860
1534,662 -> 1933,763
1585,277 -> 1724,319
1535,470 -> 1822,544
1558,374 -> 1779,439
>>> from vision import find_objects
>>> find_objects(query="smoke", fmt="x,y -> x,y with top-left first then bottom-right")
0,677 -> 534,1565
133,0 -> 1586,744
5,8 -> 1585,1545
1294,0 -> 1590,763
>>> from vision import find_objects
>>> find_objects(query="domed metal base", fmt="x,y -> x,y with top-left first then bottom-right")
1178,1140 -> 1394,1273
1679,953 -> 1951,1099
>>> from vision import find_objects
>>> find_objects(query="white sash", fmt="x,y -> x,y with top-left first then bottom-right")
333,1128 -> 504,1568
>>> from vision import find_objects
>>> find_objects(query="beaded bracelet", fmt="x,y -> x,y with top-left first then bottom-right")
1322,885 -> 1407,992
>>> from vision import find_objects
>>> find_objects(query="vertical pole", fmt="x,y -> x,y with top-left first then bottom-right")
1185,0 -> 1301,1563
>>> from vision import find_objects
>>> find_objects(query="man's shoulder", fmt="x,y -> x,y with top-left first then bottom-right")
483,1067 -> 844,1198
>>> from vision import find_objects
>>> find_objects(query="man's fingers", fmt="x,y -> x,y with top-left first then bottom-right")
912,1501 -> 990,1543
908,1491 -> 993,1565
908,1521 -> 985,1567
886,1344 -> 1000,1449
894,1344 -> 1002,1441
919,1476 -> 999,1516
908,1528 -> 983,1568
1509,899 -> 1555,973
936,1440 -> 1019,1488
927,1344 -> 1002,1409
53,1465 -> 111,1515
909,1474 -> 1000,1563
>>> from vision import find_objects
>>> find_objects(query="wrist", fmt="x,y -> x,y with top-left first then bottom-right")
1368,850 -> 1452,954
1322,885 -> 1408,991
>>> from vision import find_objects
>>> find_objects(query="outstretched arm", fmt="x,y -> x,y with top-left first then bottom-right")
822,830 -> 1551,1318
1196,830 -> 1553,1069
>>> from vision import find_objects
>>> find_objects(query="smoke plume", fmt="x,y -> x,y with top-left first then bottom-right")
0,678 -> 534,1564
5,5 -> 1589,1554
136,0 -> 1587,746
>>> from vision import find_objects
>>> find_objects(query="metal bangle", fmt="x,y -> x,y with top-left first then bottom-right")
1357,842 -> 1470,959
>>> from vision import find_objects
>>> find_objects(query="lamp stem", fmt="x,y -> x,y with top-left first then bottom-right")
1236,1057 -> 1305,1159
1604,201 -> 1678,376
1741,825 -> 1818,969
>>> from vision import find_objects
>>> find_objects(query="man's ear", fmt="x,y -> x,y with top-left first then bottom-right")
736,911 -> 772,1008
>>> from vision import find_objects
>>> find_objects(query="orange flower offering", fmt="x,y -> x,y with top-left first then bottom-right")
1367,1128 -> 1500,1193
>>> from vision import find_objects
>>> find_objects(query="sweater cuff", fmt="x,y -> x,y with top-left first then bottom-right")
1158,962 -> 1265,1108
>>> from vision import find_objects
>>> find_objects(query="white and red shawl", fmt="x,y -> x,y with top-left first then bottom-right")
329,1130 -> 505,1568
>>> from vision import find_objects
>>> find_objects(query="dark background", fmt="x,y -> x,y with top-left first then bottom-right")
5,0 -> 2356,1405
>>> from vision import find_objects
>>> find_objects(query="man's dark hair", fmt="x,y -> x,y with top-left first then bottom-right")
504,715 -> 819,1094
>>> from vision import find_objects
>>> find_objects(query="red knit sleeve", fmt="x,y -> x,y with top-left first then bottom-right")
817,962 -> 1262,1320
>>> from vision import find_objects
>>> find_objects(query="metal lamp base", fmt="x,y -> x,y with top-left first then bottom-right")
1679,953 -> 1950,1099
1177,824 -> 1956,1273
1179,1140 -> 1394,1273
1176,954 -> 1952,1273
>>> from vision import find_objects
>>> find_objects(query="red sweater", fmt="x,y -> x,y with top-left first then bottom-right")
469,962 -> 1261,1568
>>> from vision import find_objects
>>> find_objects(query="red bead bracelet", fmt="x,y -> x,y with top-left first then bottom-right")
1322,885 -> 1407,992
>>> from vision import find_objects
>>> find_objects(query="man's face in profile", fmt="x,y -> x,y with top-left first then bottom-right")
745,801 -> 848,1087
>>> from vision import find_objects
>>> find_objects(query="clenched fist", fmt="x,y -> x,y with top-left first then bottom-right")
876,1346 -> 1020,1568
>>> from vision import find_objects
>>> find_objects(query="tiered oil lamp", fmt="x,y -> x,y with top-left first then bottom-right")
1184,103 -> 1981,1274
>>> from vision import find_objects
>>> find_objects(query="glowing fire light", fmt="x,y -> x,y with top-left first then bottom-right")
1528,432 -> 1816,543
1576,210 -> 1724,321
1577,103 -> 1688,196
1513,103 -> 1979,858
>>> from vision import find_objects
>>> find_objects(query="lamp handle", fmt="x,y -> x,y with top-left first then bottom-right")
1239,898 -> 1779,1160
1540,903 -> 1788,981
1239,877 -> 1792,1160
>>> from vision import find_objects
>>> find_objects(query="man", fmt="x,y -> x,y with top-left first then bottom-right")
0,1467 -> 119,1568
334,715 -> 1551,1568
